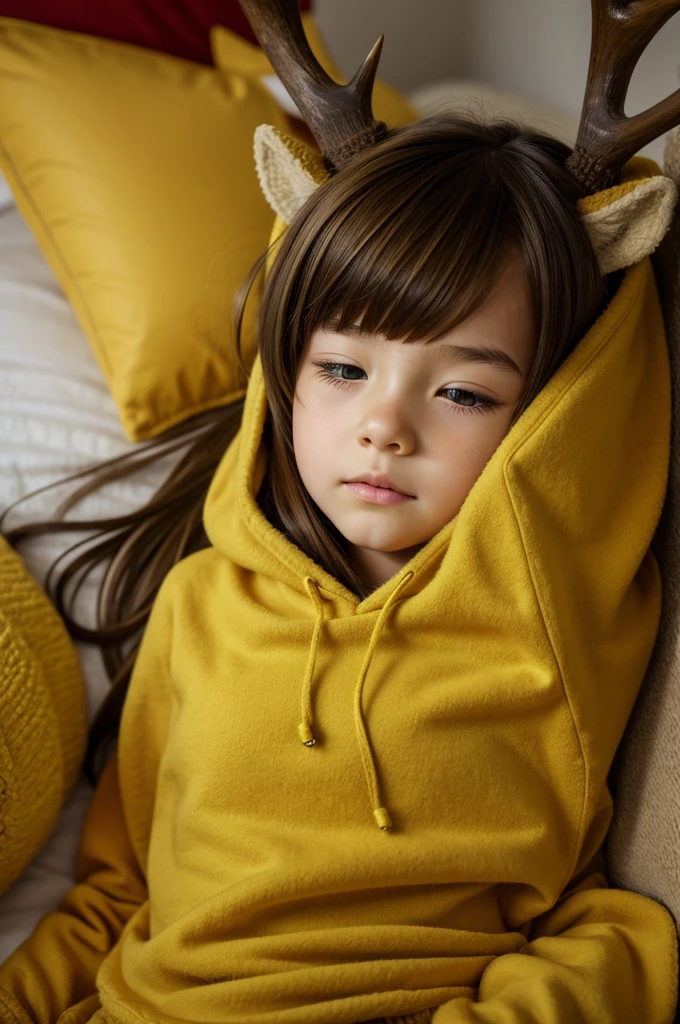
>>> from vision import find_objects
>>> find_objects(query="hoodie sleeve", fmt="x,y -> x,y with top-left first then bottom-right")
431,827 -> 679,1023
0,571 -> 175,1024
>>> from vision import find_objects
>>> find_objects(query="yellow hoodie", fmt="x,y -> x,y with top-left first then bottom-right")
0,252 -> 678,1023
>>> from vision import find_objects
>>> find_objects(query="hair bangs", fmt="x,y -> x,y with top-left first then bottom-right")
301,148 -> 521,347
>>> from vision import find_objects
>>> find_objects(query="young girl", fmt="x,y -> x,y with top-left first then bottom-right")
0,31 -> 679,1024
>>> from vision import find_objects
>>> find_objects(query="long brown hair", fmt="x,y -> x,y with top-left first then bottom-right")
1,112 -> 615,783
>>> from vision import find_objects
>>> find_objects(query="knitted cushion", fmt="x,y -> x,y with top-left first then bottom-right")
0,535 -> 86,895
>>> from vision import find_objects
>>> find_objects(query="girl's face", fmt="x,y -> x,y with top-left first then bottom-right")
292,251 -> 538,590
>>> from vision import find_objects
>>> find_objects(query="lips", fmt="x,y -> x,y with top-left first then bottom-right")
345,473 -> 413,497
344,480 -> 415,506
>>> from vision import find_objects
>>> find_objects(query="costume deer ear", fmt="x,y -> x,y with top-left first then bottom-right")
578,167 -> 678,275
563,1 -> 680,274
254,124 -> 330,224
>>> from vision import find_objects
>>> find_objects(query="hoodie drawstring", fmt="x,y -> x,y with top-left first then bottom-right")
300,571 -> 414,831
299,577 -> 325,747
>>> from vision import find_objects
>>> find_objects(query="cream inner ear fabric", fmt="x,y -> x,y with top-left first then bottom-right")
582,176 -> 677,275
254,124 -> 327,225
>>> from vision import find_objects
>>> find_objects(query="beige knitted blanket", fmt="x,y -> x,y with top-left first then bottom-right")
605,130 -> 680,961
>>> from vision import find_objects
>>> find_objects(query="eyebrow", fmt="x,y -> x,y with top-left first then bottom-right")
322,322 -> 524,377
435,343 -> 523,377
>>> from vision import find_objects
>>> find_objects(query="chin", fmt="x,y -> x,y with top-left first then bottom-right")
338,524 -> 423,553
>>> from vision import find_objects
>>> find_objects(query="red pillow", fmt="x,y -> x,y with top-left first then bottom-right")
0,1 -> 312,66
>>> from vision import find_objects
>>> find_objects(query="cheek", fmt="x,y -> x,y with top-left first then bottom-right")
292,389 -> 339,481
430,414 -> 509,488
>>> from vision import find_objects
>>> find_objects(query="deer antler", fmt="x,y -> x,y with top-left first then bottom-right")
566,0 -> 680,192
237,0 -> 387,171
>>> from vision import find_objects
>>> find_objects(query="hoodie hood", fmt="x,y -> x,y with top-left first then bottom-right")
204,243 -> 670,834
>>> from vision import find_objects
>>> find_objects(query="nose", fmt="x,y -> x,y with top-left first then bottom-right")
357,397 -> 416,455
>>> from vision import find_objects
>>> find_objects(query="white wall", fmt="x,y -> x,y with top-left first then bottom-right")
314,0 -> 464,94
314,0 -> 680,165
456,0 -> 680,164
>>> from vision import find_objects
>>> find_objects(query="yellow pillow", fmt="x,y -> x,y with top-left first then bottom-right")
211,15 -> 418,135
0,18 -> 288,442
0,536 -> 86,895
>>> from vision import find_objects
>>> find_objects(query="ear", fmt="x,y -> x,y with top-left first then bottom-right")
578,174 -> 677,275
254,124 -> 330,225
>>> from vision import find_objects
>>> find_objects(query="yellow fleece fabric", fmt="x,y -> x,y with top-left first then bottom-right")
0,254 -> 678,1020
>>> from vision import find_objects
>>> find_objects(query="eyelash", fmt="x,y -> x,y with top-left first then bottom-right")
311,361 -> 500,415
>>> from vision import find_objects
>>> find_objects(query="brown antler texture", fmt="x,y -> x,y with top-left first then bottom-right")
566,0 -> 680,193
237,0 -> 387,170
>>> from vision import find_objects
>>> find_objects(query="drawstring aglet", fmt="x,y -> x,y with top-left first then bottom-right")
374,806 -> 392,830
298,722 -> 316,747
